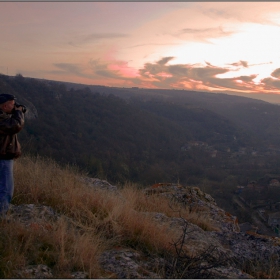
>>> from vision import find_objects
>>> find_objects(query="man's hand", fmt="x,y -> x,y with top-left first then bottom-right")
14,105 -> 23,112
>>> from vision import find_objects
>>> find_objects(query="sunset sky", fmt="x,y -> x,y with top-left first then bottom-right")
2,2 -> 280,100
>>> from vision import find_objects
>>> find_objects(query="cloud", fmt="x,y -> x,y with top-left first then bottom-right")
139,57 -> 226,80
201,7 -> 234,20
83,33 -> 129,43
230,60 -> 249,68
271,68 -> 280,79
54,63 -> 81,74
51,55 -> 280,94
238,75 -> 258,82
134,57 -> 271,92
88,59 -> 139,83
154,57 -> 174,65
53,63 -> 92,79
69,32 -> 129,47
52,60 -> 139,87
177,26 -> 234,41
126,41 -> 179,50
198,2 -> 280,25
89,59 -> 121,79
261,77 -> 280,90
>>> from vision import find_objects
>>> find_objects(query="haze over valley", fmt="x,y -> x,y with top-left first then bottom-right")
2,73 -> 280,234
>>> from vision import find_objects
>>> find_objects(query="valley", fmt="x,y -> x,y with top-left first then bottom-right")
1,73 -> 280,230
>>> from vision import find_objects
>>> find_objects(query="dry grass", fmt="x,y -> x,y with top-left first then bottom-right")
0,217 -> 103,278
4,155 -> 181,277
121,182 -> 175,214
108,192 -> 175,253
0,155 -> 218,278
239,256 -> 280,279
120,182 -> 218,232
187,212 -> 217,231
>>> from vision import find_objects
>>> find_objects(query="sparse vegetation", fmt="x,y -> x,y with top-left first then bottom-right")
0,155 -> 204,278
162,219 -> 230,279
2,73 -> 280,223
236,253 -> 280,279
0,155 -> 277,278
1,73 -> 280,277
0,217 -> 103,278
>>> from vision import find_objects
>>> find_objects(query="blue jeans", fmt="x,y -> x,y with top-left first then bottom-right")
0,160 -> 14,216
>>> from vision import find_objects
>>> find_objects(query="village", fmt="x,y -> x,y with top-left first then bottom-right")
181,140 -> 280,159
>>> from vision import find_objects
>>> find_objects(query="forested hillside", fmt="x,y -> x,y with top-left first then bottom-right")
0,74 -> 249,182
1,74 -> 280,219
59,80 -> 280,148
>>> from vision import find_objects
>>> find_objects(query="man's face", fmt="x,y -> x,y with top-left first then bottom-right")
2,100 -> 15,114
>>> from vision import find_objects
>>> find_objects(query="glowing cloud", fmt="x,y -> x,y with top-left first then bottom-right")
2,2 -> 280,97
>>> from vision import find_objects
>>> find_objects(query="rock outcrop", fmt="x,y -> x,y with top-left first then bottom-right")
6,179 -> 280,279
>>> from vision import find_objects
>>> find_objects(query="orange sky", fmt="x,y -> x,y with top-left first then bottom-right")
2,2 -> 280,100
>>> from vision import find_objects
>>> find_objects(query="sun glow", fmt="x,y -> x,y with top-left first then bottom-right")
165,22 -> 280,82
3,2 -> 280,96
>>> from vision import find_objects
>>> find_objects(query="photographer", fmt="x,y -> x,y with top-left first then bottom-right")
0,94 -> 25,217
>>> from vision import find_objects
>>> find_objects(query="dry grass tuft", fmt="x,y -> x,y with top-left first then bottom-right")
239,256 -> 280,279
108,194 -> 174,253
0,155 -> 218,277
0,217 -> 103,278
119,182 -> 218,232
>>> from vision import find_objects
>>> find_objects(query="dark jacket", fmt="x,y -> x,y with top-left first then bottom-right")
0,109 -> 25,160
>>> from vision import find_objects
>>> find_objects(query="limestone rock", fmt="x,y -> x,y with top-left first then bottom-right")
144,184 -> 240,233
79,177 -> 118,192
99,248 -> 163,279
8,204 -> 59,230
15,264 -> 53,279
5,179 -> 280,279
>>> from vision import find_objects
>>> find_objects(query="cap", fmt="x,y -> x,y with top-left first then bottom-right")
0,94 -> 16,104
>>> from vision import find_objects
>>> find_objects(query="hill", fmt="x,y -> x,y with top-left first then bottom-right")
60,82 -> 280,148
2,74 -> 280,221
1,155 -> 279,279
0,74 -> 255,183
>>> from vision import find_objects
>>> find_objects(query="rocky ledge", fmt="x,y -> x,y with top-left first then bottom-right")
6,179 -> 280,278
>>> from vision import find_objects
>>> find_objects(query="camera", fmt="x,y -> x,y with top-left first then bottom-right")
15,102 -> 27,114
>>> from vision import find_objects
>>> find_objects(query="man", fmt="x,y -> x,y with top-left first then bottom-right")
0,94 -> 25,216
